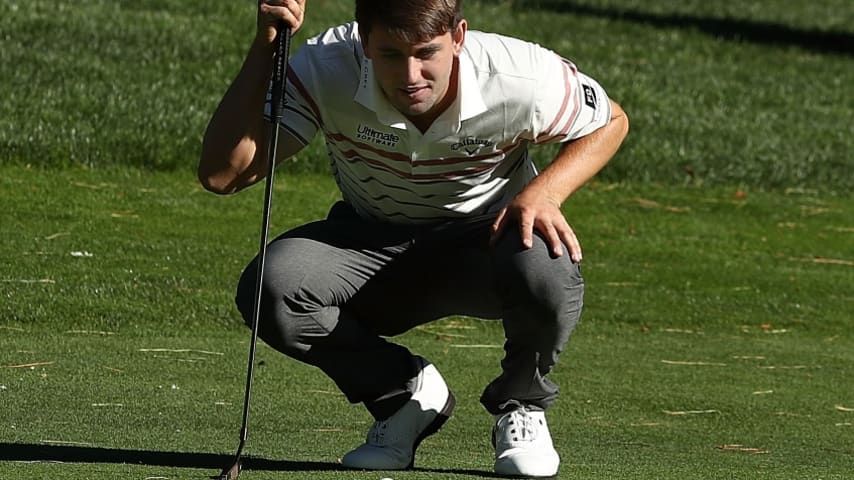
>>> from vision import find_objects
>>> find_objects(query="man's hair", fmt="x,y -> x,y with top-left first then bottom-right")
355,0 -> 464,44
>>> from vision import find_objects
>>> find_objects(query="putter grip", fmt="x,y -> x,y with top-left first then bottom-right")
270,24 -> 292,122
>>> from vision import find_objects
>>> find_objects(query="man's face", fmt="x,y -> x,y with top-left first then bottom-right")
364,21 -> 466,121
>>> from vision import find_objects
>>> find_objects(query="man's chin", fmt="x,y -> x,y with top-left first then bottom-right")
394,102 -> 431,117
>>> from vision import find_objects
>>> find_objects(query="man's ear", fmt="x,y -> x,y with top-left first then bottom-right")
452,19 -> 467,55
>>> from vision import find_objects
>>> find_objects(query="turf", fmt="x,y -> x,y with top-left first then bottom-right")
1,0 -> 853,478
1,168 -> 852,479
1,0 -> 853,190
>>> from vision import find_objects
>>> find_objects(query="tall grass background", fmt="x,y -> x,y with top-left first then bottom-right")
1,0 -> 852,191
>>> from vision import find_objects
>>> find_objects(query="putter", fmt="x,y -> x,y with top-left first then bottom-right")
218,23 -> 292,480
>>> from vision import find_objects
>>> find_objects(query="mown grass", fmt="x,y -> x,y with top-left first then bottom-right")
1,168 -> 852,479
2,166 -> 851,335
1,0 -> 852,190
1,0 -> 853,478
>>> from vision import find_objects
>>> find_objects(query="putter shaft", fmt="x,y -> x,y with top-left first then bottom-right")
218,24 -> 292,480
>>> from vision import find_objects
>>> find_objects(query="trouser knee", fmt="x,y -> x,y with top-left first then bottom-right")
234,248 -> 319,358
494,233 -> 585,329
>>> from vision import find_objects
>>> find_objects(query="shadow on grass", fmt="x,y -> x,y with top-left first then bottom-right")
515,0 -> 854,57
0,443 -> 500,477
412,467 -> 503,478
0,443 -> 340,472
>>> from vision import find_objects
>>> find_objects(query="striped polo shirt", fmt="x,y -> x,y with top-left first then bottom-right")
274,22 -> 612,225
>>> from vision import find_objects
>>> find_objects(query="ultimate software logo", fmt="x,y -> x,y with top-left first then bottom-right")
356,124 -> 400,147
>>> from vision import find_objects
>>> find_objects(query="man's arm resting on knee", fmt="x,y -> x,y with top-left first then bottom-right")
491,100 -> 629,260
527,99 -> 629,204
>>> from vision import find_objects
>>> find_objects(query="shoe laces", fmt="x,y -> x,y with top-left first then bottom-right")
367,419 -> 391,446
496,407 -> 541,444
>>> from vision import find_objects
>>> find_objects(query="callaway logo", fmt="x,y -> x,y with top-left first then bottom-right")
450,136 -> 495,156
356,124 -> 400,147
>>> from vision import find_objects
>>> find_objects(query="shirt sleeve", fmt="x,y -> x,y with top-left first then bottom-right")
264,23 -> 363,147
263,48 -> 322,147
531,52 -> 612,144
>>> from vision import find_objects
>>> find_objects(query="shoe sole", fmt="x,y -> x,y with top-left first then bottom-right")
407,389 -> 456,469
494,458 -> 558,479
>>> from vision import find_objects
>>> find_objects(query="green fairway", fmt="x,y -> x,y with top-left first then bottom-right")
2,0 -> 852,189
2,0 -> 853,478
2,169 -> 852,479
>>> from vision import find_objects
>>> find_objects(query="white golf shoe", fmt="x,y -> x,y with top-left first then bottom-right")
492,403 -> 560,478
341,357 -> 455,470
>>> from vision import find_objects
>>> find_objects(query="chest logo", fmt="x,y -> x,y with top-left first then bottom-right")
451,136 -> 495,156
356,124 -> 400,147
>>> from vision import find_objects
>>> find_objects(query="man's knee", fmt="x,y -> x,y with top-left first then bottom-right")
494,233 -> 584,375
494,233 -> 584,315
234,239 -> 331,356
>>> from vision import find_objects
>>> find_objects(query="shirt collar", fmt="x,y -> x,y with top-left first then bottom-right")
354,49 -> 487,130
457,51 -> 488,121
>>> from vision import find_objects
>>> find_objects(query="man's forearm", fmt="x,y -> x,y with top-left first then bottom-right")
528,99 -> 629,205
198,39 -> 276,194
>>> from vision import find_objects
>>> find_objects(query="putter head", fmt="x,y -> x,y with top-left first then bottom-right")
216,459 -> 241,480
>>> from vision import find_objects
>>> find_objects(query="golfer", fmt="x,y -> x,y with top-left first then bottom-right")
199,0 -> 628,477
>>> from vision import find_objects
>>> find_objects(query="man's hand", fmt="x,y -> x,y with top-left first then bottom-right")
489,99 -> 629,263
490,188 -> 583,263
257,0 -> 306,45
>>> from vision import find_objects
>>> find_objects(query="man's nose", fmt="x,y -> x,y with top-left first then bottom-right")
405,56 -> 421,84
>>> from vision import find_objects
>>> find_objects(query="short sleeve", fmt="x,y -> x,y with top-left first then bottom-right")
263,49 -> 322,147
532,53 -> 612,144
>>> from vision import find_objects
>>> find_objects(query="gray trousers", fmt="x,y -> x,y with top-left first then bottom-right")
235,201 -> 584,418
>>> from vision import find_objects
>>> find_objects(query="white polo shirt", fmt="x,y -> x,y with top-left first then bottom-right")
275,22 -> 612,225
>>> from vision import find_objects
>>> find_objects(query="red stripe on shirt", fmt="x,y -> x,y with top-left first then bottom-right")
541,57 -> 574,135
335,148 -> 502,181
328,132 -> 523,167
536,91 -> 580,144
327,132 -> 410,163
287,69 -> 323,128
415,142 -> 523,166
536,60 -> 581,143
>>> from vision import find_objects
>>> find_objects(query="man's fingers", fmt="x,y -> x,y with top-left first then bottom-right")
559,226 -> 582,263
493,205 -> 580,259
260,4 -> 298,26
491,208 -> 536,250
489,208 -> 508,246
543,223 -> 564,257
518,217 -> 534,249
260,0 -> 305,32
